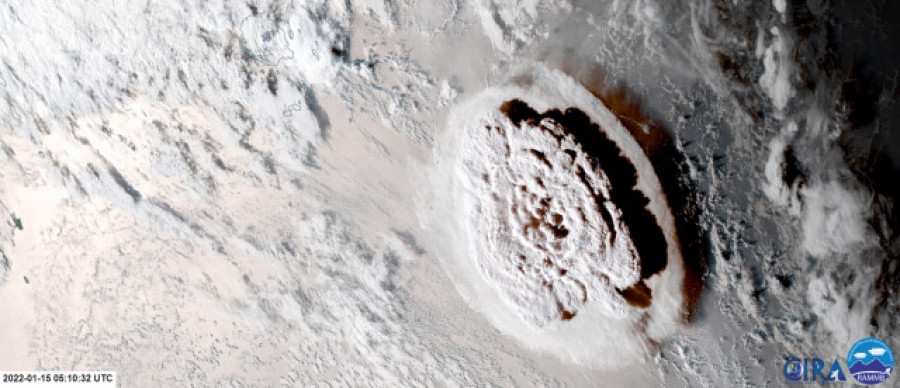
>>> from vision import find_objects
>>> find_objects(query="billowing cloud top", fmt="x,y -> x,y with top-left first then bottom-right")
439,65 -> 688,368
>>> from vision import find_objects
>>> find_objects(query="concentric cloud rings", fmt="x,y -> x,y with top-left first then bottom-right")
440,65 -> 691,367
461,99 -> 656,327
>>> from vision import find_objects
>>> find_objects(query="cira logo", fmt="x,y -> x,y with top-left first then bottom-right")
783,357 -> 846,383
847,338 -> 894,385
782,338 -> 895,385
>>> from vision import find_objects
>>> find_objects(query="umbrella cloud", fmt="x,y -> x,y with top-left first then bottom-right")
437,66 -> 694,367
458,99 -> 668,326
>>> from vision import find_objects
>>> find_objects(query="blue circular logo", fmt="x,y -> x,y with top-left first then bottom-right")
848,338 -> 894,385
